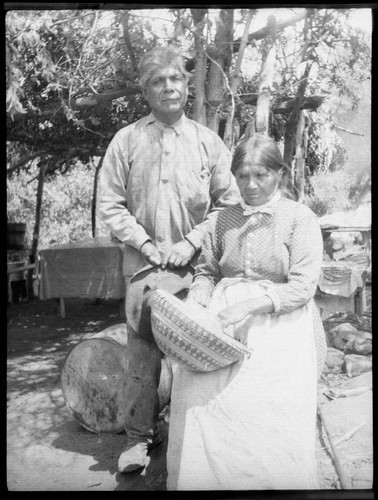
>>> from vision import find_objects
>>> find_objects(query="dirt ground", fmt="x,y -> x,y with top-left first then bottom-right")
7,295 -> 373,492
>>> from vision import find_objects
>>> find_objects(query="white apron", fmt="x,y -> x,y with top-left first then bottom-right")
167,278 -> 319,490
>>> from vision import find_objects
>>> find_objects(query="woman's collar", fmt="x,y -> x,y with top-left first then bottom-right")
240,190 -> 281,215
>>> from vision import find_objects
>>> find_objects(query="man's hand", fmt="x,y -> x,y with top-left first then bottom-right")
161,239 -> 196,269
140,241 -> 162,266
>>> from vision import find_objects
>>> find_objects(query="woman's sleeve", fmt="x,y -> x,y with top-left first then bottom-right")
267,208 -> 323,314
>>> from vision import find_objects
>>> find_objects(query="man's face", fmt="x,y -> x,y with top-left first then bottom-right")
144,66 -> 188,124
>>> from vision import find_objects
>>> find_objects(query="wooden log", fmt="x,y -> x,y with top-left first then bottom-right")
61,323 -> 173,433
317,400 -> 353,489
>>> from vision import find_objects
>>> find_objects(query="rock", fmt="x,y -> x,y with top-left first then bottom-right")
324,371 -> 372,399
323,312 -> 364,329
327,322 -> 357,350
343,354 -> 372,377
325,347 -> 345,372
327,323 -> 371,354
343,332 -> 372,356
337,370 -> 372,390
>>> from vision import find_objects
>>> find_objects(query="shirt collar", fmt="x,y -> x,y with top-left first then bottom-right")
240,190 -> 281,216
146,112 -> 184,136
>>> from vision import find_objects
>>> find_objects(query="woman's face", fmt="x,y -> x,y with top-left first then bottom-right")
234,163 -> 281,206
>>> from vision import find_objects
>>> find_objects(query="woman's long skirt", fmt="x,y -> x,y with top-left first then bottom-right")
167,278 -> 319,490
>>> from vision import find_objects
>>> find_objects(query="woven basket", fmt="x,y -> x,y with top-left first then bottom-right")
151,289 -> 250,372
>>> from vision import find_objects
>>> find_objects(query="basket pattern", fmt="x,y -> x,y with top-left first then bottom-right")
151,289 -> 250,372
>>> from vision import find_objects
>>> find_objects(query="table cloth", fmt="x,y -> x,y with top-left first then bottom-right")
39,237 -> 125,301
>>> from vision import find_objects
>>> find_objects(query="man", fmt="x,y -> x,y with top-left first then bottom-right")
99,45 -> 240,474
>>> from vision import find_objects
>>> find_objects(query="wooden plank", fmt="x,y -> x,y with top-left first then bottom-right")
7,263 -> 36,275
59,298 -> 66,318
321,226 -> 371,232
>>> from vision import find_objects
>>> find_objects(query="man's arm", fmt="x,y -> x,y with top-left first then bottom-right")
98,130 -> 151,252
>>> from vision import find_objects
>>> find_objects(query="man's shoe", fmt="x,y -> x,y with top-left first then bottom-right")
118,442 -> 149,473
118,434 -> 162,474
148,432 -> 162,451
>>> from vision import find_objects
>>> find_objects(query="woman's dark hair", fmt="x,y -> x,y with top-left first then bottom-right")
231,134 -> 298,200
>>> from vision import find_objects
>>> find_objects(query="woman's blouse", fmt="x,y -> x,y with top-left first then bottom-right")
193,196 -> 324,315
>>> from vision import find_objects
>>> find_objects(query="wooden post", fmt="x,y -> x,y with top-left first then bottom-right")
60,298 -> 66,318
28,160 -> 46,298
91,154 -> 104,238
294,110 -> 306,202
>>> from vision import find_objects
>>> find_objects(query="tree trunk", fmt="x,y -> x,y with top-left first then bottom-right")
283,59 -> 312,168
91,154 -> 105,238
120,12 -> 138,79
283,10 -> 313,186
255,15 -> 277,135
206,9 -> 234,134
191,9 -> 207,125
223,9 -> 255,150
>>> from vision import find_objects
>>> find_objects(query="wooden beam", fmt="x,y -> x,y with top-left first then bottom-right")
7,263 -> 36,275
9,86 -> 140,122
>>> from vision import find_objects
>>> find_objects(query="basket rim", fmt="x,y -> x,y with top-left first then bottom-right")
151,289 -> 251,356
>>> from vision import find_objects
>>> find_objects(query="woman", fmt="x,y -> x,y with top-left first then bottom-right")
166,134 -> 326,490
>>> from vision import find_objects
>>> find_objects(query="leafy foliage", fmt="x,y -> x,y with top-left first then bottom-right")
6,8 -> 371,168
6,8 -> 371,248
6,10 -> 157,167
307,105 -> 347,175
304,169 -> 355,216
7,162 -> 109,252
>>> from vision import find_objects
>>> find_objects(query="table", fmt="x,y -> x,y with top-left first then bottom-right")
320,225 -> 371,274
316,259 -> 368,319
317,225 -> 371,318
39,237 -> 125,318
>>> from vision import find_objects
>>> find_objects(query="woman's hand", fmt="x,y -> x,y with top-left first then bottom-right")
186,284 -> 211,308
218,295 -> 275,327
217,302 -> 251,328
161,240 -> 196,269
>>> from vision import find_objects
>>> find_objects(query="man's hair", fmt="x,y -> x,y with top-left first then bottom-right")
138,45 -> 191,89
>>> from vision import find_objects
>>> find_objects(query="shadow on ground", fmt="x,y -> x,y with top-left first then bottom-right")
7,298 -> 168,490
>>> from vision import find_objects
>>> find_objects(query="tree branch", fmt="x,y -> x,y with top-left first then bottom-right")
6,151 -> 49,176
334,125 -> 365,136
232,11 -> 307,52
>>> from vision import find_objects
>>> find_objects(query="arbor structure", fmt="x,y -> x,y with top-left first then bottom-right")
6,7 -> 371,257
